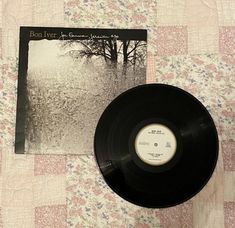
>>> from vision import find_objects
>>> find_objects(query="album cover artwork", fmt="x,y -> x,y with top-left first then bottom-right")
15,27 -> 147,154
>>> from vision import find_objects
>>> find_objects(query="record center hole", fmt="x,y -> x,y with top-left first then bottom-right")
154,143 -> 158,147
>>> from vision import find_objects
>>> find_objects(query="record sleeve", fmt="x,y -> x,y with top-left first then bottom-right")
15,27 -> 147,155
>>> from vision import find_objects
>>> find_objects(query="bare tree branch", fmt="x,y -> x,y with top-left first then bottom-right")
59,38 -> 147,65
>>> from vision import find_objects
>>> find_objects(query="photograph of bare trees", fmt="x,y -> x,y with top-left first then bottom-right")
17,28 -> 147,155
64,38 -> 146,66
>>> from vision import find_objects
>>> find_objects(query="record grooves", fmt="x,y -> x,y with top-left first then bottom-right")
94,83 -> 219,208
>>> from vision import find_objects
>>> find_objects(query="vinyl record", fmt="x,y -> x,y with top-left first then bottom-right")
94,83 -> 218,208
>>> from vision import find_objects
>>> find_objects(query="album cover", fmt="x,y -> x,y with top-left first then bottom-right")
15,27 -> 147,154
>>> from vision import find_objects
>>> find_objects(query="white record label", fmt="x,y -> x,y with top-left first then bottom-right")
134,124 -> 177,166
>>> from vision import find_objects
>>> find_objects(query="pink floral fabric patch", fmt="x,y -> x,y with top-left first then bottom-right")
1,58 -> 18,147
35,205 -> 67,228
34,155 -> 66,175
156,202 -> 193,228
222,140 -> 235,171
224,202 -> 235,228
219,27 -> 235,54
155,26 -> 188,56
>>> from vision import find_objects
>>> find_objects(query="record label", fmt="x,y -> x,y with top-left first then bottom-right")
134,124 -> 177,166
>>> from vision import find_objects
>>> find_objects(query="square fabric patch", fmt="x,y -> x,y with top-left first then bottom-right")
35,205 -> 67,228
155,26 -> 188,56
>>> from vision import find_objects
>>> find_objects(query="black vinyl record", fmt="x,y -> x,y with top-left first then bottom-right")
94,83 -> 219,208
